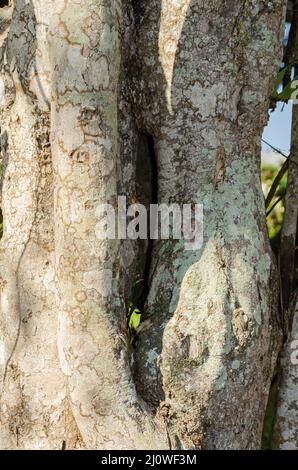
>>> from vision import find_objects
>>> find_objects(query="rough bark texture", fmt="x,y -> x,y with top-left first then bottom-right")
273,103 -> 298,450
0,0 -> 287,450
273,300 -> 298,449
133,0 -> 286,449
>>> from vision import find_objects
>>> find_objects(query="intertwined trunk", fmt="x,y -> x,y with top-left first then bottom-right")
0,0 -> 287,449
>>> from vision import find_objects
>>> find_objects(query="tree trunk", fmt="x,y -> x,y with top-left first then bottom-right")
273,101 -> 298,451
273,299 -> 298,449
0,0 -> 287,450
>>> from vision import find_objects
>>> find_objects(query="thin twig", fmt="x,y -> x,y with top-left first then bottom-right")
262,138 -> 298,168
265,159 -> 289,209
262,139 -> 289,159
266,194 -> 285,217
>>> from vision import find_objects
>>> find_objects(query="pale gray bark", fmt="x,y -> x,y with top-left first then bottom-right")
133,0 -> 286,449
273,300 -> 298,449
0,0 -> 287,449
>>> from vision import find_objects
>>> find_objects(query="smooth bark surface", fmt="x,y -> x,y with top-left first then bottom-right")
0,0 -> 288,449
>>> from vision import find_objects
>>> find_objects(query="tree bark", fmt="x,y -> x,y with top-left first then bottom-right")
273,299 -> 298,449
133,0 -> 286,449
273,103 -> 298,451
0,0 -> 287,449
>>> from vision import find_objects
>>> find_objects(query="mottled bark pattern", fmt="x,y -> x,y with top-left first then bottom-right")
0,0 -> 288,450
0,0 -> 81,449
274,301 -> 298,449
132,0 -> 286,449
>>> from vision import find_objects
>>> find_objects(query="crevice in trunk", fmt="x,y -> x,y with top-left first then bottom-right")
0,129 -> 8,240
0,1 -> 9,8
132,133 -> 162,404
137,134 -> 158,313
127,134 -> 158,349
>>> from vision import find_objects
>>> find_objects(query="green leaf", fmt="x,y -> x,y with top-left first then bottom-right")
272,65 -> 290,99
275,78 -> 298,101
128,306 -> 141,331
272,61 -> 298,101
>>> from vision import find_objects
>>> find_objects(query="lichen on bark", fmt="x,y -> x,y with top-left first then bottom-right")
0,0 -> 289,450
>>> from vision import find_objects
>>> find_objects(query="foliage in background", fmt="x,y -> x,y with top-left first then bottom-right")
272,60 -> 298,103
262,163 -> 288,239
